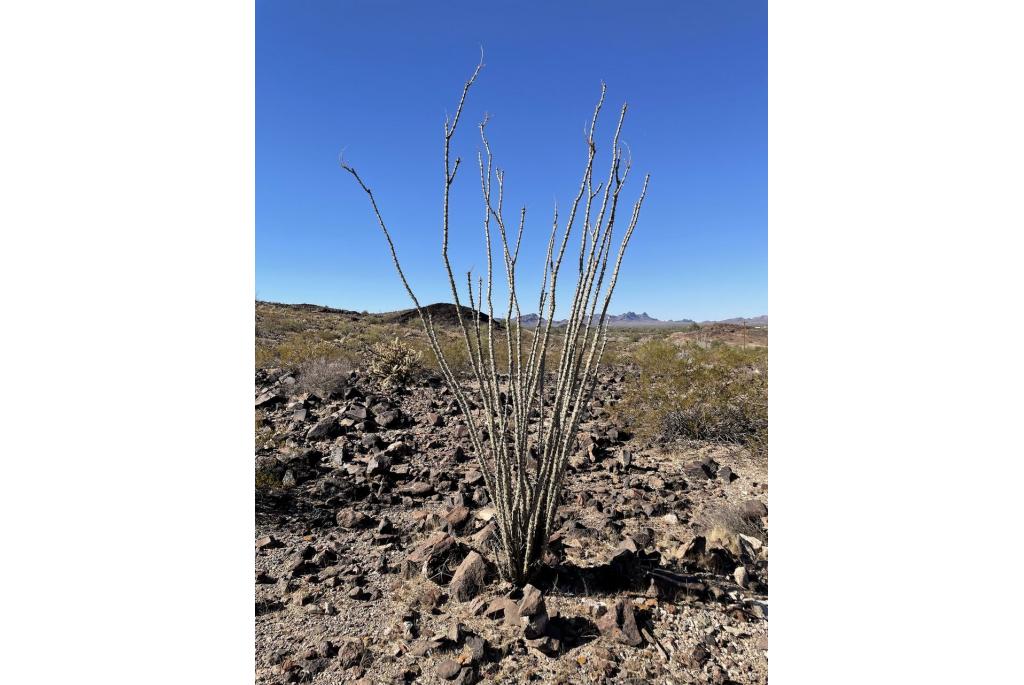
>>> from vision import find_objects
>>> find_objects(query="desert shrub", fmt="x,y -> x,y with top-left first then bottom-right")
275,332 -> 335,366
255,331 -> 356,370
255,461 -> 283,490
618,339 -> 767,456
255,410 -> 270,444
255,307 -> 308,337
436,336 -> 471,375
255,343 -> 278,368
703,502 -> 768,546
365,337 -> 423,392
295,356 -> 353,396
599,339 -> 629,367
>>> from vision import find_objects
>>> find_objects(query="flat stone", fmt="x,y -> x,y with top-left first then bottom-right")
255,535 -> 281,549
255,392 -> 283,408
408,639 -> 441,657
403,482 -> 434,497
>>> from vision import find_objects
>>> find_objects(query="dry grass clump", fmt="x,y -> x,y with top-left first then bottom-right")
294,357 -> 353,397
365,337 -> 423,392
618,339 -> 767,457
704,502 -> 768,547
255,330 -> 362,398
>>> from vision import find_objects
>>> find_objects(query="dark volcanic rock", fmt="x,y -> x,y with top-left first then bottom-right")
306,416 -> 339,441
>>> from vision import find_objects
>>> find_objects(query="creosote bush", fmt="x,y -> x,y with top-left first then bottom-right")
619,339 -> 767,457
341,58 -> 650,584
365,337 -> 423,392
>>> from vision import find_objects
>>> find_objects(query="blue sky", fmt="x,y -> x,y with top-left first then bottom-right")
257,0 -> 766,321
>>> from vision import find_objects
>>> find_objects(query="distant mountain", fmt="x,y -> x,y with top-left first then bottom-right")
707,315 -> 768,327
515,313 -> 545,327
511,311 -> 764,328
607,311 -> 655,324
383,303 -> 497,327
257,300 -> 764,329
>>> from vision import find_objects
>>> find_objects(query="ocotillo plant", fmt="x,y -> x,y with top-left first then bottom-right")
341,60 -> 650,584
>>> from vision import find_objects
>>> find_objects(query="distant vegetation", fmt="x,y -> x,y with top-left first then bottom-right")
618,339 -> 768,458
256,300 -> 768,459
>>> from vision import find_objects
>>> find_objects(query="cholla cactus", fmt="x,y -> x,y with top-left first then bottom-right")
342,58 -> 649,584
366,337 -> 422,392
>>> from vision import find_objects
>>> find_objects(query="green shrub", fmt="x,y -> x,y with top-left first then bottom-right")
618,339 -> 767,457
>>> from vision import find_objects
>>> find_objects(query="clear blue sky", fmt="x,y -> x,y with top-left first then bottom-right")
257,0 -> 766,321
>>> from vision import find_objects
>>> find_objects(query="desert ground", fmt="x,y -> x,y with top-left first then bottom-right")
256,302 -> 768,684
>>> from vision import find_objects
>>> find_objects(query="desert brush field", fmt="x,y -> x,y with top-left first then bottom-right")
255,301 -> 767,684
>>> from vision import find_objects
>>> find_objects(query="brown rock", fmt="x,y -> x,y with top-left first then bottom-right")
739,499 -> 768,521
336,638 -> 364,668
445,505 -> 470,529
449,551 -> 488,602
485,597 -> 518,622
255,535 -> 281,549
403,532 -> 456,579
518,584 -> 544,617
685,644 -> 711,667
596,598 -> 642,647
679,535 -> 707,563
469,521 -> 496,547
403,482 -> 434,497
436,659 -> 461,680
467,596 -> 487,616
336,508 -> 370,529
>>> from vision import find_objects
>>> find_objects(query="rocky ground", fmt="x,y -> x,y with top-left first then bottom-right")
255,368 -> 768,684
